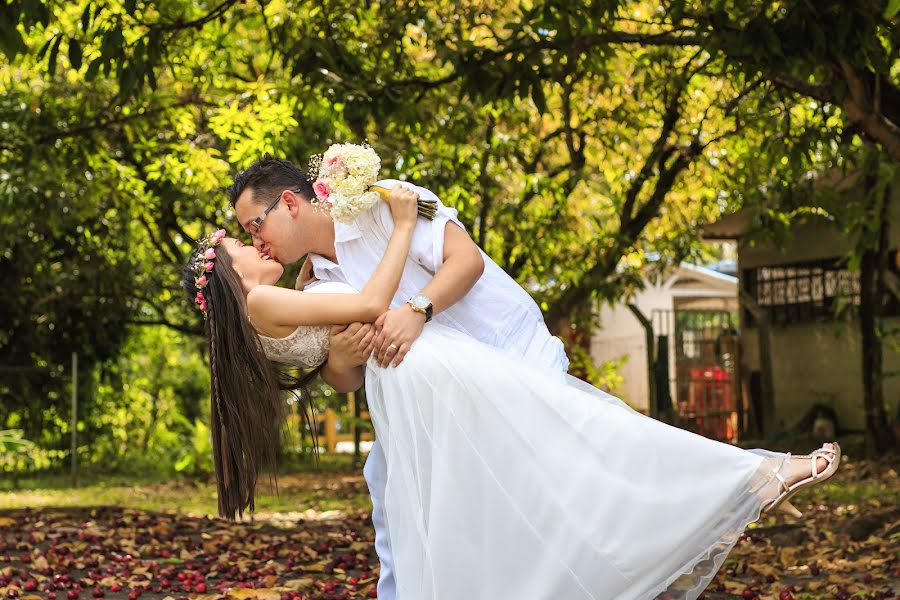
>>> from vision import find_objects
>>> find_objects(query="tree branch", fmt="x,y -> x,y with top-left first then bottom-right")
476,116 -> 496,247
144,0 -> 241,34
0,96 -> 212,151
128,319 -> 202,336
620,76 -> 688,230
836,57 -> 900,160
384,30 -> 704,91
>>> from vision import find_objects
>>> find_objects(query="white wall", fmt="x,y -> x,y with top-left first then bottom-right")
591,284 -> 675,411
742,319 -> 900,432
736,181 -> 900,433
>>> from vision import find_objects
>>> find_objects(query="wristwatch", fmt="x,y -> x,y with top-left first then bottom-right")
407,293 -> 433,323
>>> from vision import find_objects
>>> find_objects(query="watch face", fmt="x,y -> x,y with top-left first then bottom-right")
410,293 -> 430,309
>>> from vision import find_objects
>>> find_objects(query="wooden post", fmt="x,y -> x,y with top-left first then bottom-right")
739,291 -> 776,438
324,408 -> 337,453
627,304 -> 657,419
70,352 -> 78,488
734,332 -> 745,441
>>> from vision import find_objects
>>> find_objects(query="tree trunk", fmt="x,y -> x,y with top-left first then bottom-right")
627,303 -> 658,420
859,181 -> 896,457
739,291 -> 776,438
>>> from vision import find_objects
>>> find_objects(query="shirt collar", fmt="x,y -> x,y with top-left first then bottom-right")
308,252 -> 341,274
309,252 -> 343,280
333,220 -> 363,243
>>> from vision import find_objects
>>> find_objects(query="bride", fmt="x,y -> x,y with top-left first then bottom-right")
183,188 -> 840,599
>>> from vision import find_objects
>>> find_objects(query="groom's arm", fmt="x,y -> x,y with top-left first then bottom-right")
417,223 -> 485,314
373,222 -> 484,367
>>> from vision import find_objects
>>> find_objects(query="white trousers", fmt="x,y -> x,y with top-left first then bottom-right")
363,440 -> 395,600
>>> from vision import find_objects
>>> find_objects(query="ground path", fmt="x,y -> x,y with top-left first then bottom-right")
1,455 -> 897,599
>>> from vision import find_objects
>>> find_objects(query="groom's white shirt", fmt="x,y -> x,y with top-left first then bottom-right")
303,179 -> 568,600
305,179 -> 569,373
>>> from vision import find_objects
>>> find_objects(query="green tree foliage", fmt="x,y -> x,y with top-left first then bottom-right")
1,0 -> 897,468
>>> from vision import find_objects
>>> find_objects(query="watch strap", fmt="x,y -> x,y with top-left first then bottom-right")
407,296 -> 433,323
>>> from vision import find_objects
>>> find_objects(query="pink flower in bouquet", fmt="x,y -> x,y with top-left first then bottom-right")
313,180 -> 332,201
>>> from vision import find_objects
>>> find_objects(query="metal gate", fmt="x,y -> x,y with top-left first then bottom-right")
652,309 -> 742,442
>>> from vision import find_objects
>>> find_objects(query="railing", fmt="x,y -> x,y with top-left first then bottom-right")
284,391 -> 375,453
316,407 -> 375,453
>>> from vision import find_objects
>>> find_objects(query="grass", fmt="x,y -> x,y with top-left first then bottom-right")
807,476 -> 900,506
3,445 -> 897,519
0,452 -> 372,517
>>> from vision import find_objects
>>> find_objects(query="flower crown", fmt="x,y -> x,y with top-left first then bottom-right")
191,229 -> 226,316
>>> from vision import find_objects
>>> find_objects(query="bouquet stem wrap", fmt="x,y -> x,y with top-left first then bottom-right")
370,184 -> 438,221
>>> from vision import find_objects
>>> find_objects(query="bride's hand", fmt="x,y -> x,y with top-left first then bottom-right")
388,184 -> 419,228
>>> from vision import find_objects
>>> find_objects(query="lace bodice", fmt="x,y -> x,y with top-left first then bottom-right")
257,281 -> 358,368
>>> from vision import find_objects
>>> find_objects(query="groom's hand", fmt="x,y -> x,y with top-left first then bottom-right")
373,305 -> 426,367
328,323 -> 377,370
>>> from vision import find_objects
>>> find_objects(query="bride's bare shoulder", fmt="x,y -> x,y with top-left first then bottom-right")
247,285 -> 300,325
248,285 -> 320,337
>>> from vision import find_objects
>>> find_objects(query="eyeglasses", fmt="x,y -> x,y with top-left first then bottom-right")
246,187 -> 302,237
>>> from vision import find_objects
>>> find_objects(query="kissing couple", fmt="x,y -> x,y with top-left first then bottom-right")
183,155 -> 840,599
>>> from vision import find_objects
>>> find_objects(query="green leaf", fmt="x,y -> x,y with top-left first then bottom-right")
668,0 -> 685,24
886,0 -> 900,19
22,0 -> 50,26
531,81 -> 548,114
174,454 -> 192,472
68,37 -> 82,70
36,34 -> 56,61
147,30 -> 161,58
119,63 -> 137,99
47,34 -> 63,77
80,3 -> 92,31
103,26 -> 124,57
147,64 -> 157,90
85,57 -> 102,81
0,21 -> 27,61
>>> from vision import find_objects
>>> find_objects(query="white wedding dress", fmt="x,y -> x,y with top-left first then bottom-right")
260,282 -> 790,600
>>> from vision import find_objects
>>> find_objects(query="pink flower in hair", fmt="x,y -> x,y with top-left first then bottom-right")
204,248 -> 216,260
204,261 -> 215,272
195,291 -> 207,312
313,180 -> 331,201
195,274 -> 208,288
210,229 -> 226,244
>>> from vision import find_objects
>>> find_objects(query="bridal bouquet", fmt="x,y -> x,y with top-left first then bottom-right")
309,142 -> 437,223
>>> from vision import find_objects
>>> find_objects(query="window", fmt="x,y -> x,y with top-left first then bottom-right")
743,258 -> 861,325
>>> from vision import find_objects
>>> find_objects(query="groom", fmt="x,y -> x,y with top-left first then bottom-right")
227,155 -> 569,599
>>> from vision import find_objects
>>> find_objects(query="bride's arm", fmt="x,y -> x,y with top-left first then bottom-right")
247,187 -> 419,328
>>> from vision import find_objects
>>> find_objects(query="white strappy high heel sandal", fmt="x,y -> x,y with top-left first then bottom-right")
762,442 -> 841,517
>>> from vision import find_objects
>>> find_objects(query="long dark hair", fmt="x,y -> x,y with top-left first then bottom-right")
182,243 -> 318,520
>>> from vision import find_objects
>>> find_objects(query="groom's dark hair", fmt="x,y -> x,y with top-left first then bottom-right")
227,154 -> 315,208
